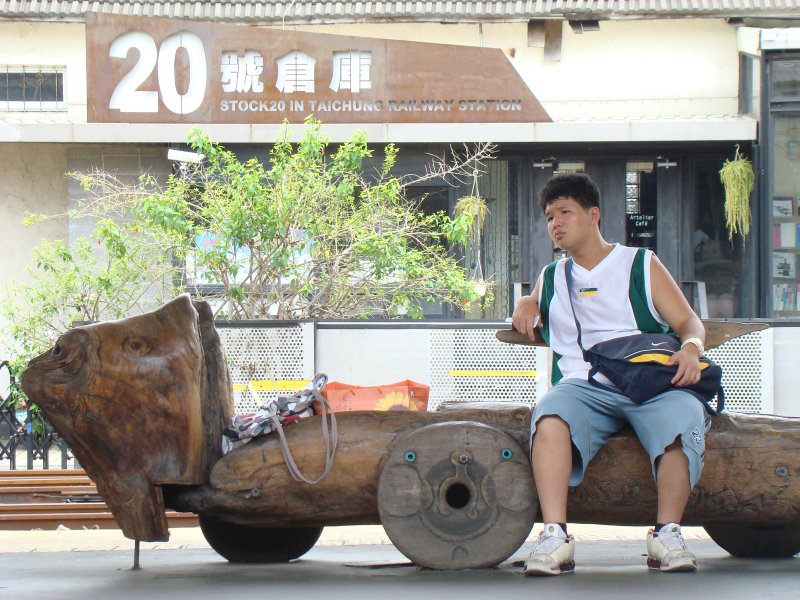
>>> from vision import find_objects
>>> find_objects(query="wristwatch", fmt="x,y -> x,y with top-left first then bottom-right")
680,337 -> 705,356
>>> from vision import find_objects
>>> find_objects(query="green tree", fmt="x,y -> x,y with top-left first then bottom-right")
1,228 -> 178,407
2,119 -> 493,381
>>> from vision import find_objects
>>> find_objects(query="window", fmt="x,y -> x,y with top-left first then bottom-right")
770,59 -> 800,102
739,53 -> 761,117
0,67 -> 66,112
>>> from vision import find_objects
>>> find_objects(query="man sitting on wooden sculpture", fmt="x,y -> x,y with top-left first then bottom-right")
512,172 -> 709,575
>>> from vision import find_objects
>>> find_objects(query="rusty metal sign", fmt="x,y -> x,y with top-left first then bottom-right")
86,13 -> 550,125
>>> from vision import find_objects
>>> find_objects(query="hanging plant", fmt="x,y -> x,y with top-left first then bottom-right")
719,145 -> 755,240
454,195 -> 490,236
454,193 -> 491,301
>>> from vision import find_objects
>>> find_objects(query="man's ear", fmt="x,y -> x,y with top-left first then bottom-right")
590,205 -> 601,224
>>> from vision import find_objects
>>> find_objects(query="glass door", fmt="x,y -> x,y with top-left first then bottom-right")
691,159 -> 742,318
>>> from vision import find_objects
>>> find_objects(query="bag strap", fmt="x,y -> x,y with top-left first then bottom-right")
248,374 -> 338,485
711,386 -> 725,416
564,258 -> 588,359
567,260 -> 725,415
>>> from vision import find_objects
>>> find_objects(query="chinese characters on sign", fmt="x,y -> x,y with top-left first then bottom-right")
221,50 -> 264,93
225,49 -> 373,94
275,50 -> 317,93
87,13 -> 552,124
330,51 -> 372,92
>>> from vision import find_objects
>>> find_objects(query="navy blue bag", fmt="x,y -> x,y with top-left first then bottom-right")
565,259 -> 724,416
584,332 -> 724,414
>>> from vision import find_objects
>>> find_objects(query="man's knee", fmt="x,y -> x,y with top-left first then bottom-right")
655,436 -> 689,470
535,415 -> 571,439
532,416 -> 572,458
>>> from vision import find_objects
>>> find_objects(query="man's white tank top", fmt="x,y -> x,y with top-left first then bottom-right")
536,244 -> 669,385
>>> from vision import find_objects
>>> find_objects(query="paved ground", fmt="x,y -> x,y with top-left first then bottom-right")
1,526 -> 798,600
0,523 -> 705,553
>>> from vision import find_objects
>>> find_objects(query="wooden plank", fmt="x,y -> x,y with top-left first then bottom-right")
495,320 -> 769,350
0,469 -> 87,477
59,486 -> 98,495
1,502 -> 108,513
0,477 -> 93,487
0,471 -> 98,504
0,496 -> 199,531
0,485 -> 96,494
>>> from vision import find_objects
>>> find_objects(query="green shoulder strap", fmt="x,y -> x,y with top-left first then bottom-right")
539,260 -> 564,385
628,248 -> 671,334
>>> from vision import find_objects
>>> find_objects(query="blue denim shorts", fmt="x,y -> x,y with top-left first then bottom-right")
531,378 -> 710,488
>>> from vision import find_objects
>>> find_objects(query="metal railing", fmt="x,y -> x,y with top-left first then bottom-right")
0,361 -> 75,470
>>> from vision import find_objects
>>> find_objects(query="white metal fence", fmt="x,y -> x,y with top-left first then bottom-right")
215,322 -> 775,415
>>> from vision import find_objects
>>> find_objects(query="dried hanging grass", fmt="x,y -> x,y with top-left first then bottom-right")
454,195 -> 489,232
719,149 -> 755,240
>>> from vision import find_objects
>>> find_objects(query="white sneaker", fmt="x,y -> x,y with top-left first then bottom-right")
646,523 -> 697,572
523,524 -> 575,576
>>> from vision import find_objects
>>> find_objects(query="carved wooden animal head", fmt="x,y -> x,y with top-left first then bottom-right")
21,295 -> 231,541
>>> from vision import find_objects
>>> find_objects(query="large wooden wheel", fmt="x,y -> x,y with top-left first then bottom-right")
199,514 -> 323,563
377,421 -> 537,569
704,522 -> 800,558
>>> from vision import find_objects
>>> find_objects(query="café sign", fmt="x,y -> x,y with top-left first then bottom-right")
86,13 -> 550,124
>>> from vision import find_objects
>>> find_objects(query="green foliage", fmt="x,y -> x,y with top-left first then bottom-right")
454,195 -> 490,233
2,119 -> 491,374
1,231 -> 178,411
129,118 -> 486,319
719,152 -> 755,241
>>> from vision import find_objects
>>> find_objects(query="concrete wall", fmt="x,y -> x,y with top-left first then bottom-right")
297,19 -> 740,119
317,325 -> 796,417
0,144 -> 69,286
0,22 -> 87,122
315,327 -> 432,386
0,19 -> 740,125
772,327 -> 800,416
65,144 -> 172,244
0,143 -> 172,359
0,143 -> 69,357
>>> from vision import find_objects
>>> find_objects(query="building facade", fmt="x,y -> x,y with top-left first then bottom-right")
2,1 -> 799,328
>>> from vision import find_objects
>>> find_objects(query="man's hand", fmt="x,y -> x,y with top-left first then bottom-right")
512,295 -> 543,342
667,345 -> 702,387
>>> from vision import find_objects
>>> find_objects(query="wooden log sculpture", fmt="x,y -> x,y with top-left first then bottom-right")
20,295 -> 233,541
19,296 -> 800,567
174,405 -> 800,529
169,402 -> 800,564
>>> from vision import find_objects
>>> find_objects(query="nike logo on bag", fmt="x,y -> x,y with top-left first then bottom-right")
650,342 -> 670,347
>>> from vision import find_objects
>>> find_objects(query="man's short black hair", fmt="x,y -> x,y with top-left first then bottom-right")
539,172 -> 601,214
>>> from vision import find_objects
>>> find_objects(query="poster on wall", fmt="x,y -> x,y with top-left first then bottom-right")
626,213 -> 656,249
86,13 -> 551,125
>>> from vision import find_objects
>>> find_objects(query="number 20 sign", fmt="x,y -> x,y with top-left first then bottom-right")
108,30 -> 207,114
87,13 -> 548,125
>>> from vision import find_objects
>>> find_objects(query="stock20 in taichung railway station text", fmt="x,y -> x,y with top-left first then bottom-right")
86,14 -> 550,125
219,99 -> 525,113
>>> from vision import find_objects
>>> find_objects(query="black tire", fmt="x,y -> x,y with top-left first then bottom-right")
704,522 -> 800,558
199,514 -> 323,563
